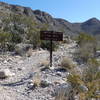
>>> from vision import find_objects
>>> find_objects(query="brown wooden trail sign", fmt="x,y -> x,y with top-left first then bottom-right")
40,31 -> 63,67
40,31 -> 63,41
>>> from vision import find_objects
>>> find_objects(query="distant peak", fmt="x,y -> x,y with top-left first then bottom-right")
87,18 -> 100,22
83,17 -> 100,25
0,2 -> 9,6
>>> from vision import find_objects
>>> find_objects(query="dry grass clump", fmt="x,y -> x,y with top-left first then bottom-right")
54,84 -> 72,100
26,48 -> 33,57
32,73 -> 41,87
55,91 -> 68,100
61,57 -> 76,70
67,74 -> 83,88
40,59 -> 50,67
62,39 -> 70,44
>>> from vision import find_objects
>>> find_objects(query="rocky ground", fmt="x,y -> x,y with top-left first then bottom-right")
0,41 -> 92,100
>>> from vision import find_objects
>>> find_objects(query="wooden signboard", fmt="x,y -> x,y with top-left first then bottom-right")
40,31 -> 63,67
40,31 -> 63,41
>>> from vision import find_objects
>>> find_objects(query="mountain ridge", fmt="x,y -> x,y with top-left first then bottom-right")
0,1 -> 100,35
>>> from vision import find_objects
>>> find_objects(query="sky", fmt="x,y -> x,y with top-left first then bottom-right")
0,0 -> 100,22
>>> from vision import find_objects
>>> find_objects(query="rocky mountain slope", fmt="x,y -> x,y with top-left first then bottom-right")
0,1 -> 100,36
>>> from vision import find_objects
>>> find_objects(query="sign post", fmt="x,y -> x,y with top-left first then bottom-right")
50,39 -> 52,67
40,31 -> 63,67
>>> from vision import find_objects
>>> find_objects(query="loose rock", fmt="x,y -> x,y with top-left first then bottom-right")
0,69 -> 15,79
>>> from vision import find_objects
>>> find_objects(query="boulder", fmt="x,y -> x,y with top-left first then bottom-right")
0,69 -> 15,79
40,80 -> 50,88
96,50 -> 100,57
27,81 -> 35,90
79,85 -> 88,92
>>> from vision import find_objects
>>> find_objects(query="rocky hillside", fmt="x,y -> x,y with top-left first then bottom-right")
0,1 -> 100,37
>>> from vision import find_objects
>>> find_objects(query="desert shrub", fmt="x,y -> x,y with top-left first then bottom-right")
0,32 -> 22,52
27,29 -> 41,49
67,58 -> 100,99
95,34 -> 100,50
15,43 -> 32,56
82,58 -> 100,83
67,73 -> 86,100
0,31 -> 11,43
67,74 -> 83,90
85,81 -> 100,99
9,14 -> 37,26
82,59 -> 100,99
75,33 -> 97,63
3,14 -> 38,44
67,73 -> 100,99
87,58 -> 100,68
77,42 -> 96,62
11,33 -> 22,43
0,31 -> 12,52
61,57 -> 76,70
32,34 -> 40,48
76,33 -> 96,46
6,43 -> 16,51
